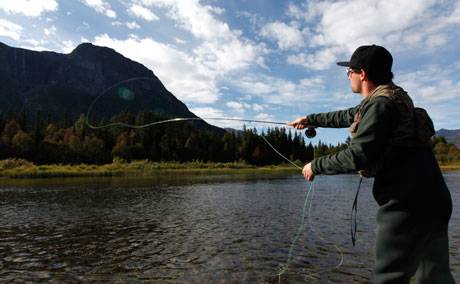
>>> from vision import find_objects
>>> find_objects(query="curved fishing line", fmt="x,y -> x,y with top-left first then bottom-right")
86,116 -> 289,130
276,181 -> 314,280
260,135 -> 302,170
85,76 -> 152,129
85,76 -> 290,130
85,77 -> 344,280
303,181 -> 345,281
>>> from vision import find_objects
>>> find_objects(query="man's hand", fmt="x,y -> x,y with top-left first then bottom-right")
288,116 -> 310,129
302,163 -> 315,181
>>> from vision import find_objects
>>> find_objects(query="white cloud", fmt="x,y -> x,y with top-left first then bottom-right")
287,47 -> 339,70
128,4 -> 159,21
261,21 -> 305,50
190,107 -> 224,118
138,0 -> 266,75
194,39 -> 262,74
81,0 -> 117,18
174,37 -> 186,44
226,101 -> 245,113
284,0 -> 460,70
126,21 -> 141,29
61,40 -> 76,53
94,34 -> 220,104
44,25 -> 56,36
232,74 -> 327,105
255,112 -> 274,122
396,65 -> 460,104
140,0 -> 234,41
252,104 -> 264,112
189,107 -> 245,128
0,19 -> 22,40
393,63 -> 460,130
77,21 -> 91,31
112,21 -> 141,29
0,0 -> 58,17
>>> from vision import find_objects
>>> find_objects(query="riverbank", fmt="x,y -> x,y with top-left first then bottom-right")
439,163 -> 460,171
1,159 -> 458,179
0,159 -> 300,179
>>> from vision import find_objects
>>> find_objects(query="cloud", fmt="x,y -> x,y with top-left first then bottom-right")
60,40 -> 76,53
94,34 -> 220,104
190,107 -> 224,118
284,0 -> 460,70
395,63 -> 460,129
252,104 -> 264,112
232,74 -> 327,105
44,25 -> 57,36
81,0 -> 117,18
225,101 -> 245,113
140,0 -> 234,41
0,0 -> 58,17
138,0 -> 266,75
126,21 -> 141,29
396,64 -> 460,104
128,4 -> 159,21
174,37 -> 186,44
189,107 -> 245,128
261,21 -> 305,50
287,47 -> 339,70
255,112 -> 274,122
0,19 -> 22,40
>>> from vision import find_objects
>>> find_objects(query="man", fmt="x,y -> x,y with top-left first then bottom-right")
288,45 -> 455,283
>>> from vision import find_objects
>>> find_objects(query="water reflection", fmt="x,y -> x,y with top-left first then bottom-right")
0,172 -> 459,283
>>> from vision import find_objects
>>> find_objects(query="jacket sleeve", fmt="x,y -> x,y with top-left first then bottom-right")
306,105 -> 359,128
311,98 -> 397,174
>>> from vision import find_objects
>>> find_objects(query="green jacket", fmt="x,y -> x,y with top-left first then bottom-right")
307,84 -> 452,220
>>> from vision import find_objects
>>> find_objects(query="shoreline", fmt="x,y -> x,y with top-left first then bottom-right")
1,159 -> 458,179
0,160 -> 300,179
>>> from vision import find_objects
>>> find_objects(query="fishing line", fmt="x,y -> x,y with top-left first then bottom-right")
276,180 -> 314,280
84,77 -> 344,280
85,76 -> 290,130
260,135 -> 302,170
86,116 -> 289,130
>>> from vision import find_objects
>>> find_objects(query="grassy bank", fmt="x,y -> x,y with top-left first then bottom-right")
439,162 -> 460,171
1,159 -> 458,179
0,159 -> 299,179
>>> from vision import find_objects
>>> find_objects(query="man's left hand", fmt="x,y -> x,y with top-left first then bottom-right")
302,163 -> 315,181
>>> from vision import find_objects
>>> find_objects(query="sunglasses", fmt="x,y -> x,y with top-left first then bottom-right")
346,67 -> 361,77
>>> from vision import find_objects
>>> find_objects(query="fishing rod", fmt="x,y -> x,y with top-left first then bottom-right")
85,76 -> 318,138
86,116 -> 318,138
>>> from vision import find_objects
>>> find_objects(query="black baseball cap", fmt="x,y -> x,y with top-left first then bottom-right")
337,45 -> 393,73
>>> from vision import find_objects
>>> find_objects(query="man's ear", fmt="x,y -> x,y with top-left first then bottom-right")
360,69 -> 367,81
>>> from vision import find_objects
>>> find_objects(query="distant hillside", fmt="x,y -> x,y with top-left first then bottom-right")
0,41 -> 224,134
435,129 -> 460,147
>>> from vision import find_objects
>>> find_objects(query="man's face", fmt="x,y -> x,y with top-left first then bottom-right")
347,68 -> 362,93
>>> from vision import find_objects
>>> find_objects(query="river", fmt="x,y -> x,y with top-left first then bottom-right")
1,172 -> 459,283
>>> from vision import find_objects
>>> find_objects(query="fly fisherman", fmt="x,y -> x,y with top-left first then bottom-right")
288,45 -> 455,283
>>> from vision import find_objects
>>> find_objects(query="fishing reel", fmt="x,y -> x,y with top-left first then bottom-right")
305,127 -> 317,138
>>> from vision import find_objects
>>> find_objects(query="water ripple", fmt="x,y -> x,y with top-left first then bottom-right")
0,173 -> 459,283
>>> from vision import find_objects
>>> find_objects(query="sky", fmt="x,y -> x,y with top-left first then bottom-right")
0,0 -> 459,144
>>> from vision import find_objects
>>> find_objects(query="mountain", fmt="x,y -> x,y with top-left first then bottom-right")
0,41 -> 224,134
435,129 -> 460,147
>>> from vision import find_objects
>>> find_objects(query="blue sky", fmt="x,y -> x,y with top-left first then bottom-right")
0,0 -> 459,144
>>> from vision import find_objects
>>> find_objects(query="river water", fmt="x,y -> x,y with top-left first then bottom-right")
0,172 -> 459,283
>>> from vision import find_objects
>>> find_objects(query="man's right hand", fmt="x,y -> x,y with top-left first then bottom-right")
288,116 -> 310,129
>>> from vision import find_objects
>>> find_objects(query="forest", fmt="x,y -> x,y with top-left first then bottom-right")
0,110 -> 458,166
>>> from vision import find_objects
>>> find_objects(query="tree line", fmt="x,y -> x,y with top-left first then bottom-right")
1,110 -> 457,165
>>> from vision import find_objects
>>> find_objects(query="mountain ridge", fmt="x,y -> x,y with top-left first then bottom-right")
0,41 -> 224,134
435,128 -> 460,147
